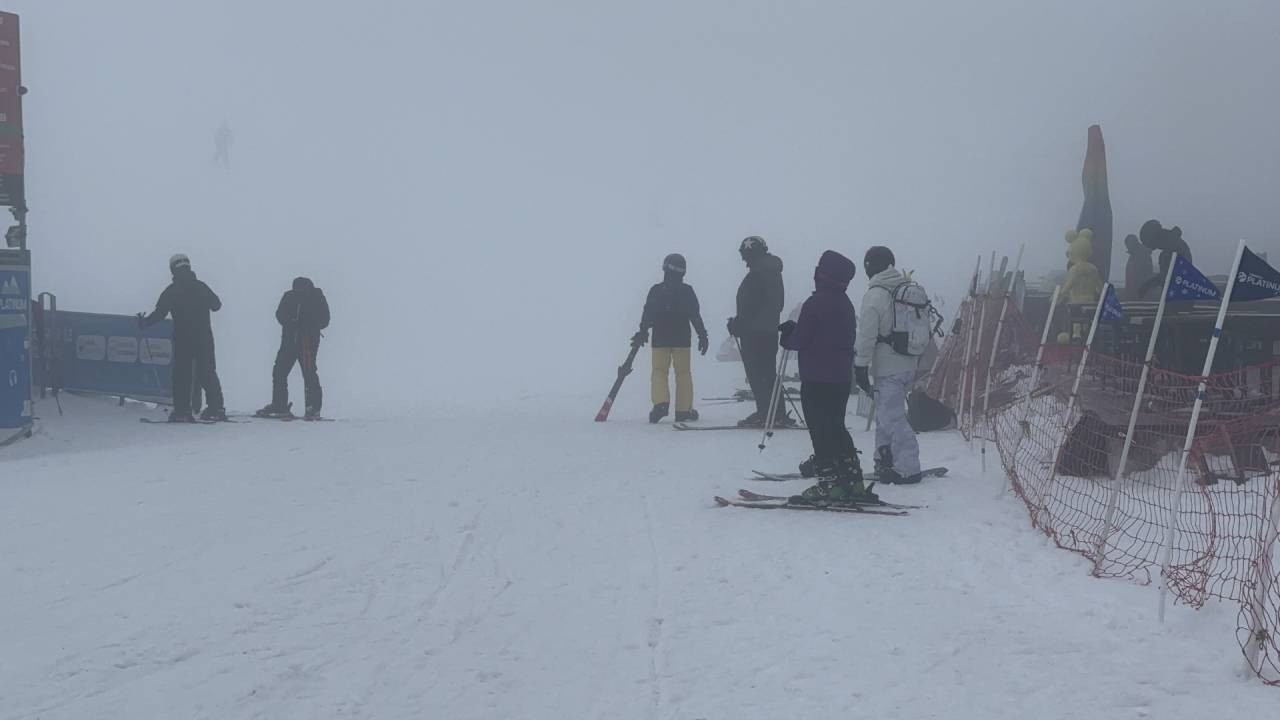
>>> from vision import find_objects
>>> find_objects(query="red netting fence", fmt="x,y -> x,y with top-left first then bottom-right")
930,295 -> 1280,685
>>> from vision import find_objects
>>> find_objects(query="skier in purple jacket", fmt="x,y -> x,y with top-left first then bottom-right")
778,250 -> 876,504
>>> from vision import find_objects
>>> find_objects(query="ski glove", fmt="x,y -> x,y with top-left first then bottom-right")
632,330 -> 648,347
855,366 -> 872,396
778,320 -> 797,346
726,316 -> 739,337
697,334 -> 709,355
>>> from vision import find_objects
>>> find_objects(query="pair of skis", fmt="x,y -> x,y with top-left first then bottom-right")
714,489 -> 917,516
672,422 -> 807,432
139,417 -> 231,425
250,413 -> 335,423
140,414 -> 335,425
750,466 -> 949,482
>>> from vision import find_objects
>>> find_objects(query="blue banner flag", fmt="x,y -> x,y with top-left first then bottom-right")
1166,254 -> 1220,302
1230,246 -> 1280,302
1100,284 -> 1125,322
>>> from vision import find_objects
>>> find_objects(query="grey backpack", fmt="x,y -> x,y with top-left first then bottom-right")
879,279 -> 943,356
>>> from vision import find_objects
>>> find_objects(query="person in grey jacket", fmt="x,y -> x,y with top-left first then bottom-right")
853,246 -> 923,484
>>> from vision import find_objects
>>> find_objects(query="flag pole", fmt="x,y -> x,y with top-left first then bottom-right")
980,245 -> 1024,472
1241,487 -> 1280,678
956,256 -> 982,436
1093,258 -> 1177,574
1018,284 -> 1062,433
1060,282 -> 1111,428
967,251 -> 998,442
1002,284 -> 1061,499
1036,283 -> 1110,524
967,292 -> 990,445
1157,239 -> 1248,623
967,254 -> 998,445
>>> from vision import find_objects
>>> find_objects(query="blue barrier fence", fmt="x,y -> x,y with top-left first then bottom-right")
43,310 -> 175,404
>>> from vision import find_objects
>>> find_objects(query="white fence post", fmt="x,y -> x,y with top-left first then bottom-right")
1157,240 -> 1247,623
1092,259 -> 1177,574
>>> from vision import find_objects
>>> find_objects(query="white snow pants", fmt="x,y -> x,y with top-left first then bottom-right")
873,370 -> 922,477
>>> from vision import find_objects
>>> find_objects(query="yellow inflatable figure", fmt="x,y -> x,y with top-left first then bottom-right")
1061,228 -> 1102,341
1062,228 -> 1102,304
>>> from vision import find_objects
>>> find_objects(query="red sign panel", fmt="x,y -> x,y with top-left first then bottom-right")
0,12 -> 21,202
0,12 -> 20,134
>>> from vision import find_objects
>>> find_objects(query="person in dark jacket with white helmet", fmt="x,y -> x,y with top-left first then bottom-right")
257,277 -> 330,419
635,254 -> 708,423
138,254 -> 226,422
726,236 -> 791,427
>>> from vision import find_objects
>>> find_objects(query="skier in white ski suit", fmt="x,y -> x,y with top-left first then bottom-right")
853,246 -> 923,484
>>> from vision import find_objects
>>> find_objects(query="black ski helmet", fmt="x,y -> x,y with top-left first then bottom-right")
662,253 -> 687,275
863,246 -> 895,278
739,235 -> 767,259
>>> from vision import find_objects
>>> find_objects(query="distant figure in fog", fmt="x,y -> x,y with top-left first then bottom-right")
214,121 -> 233,166
1123,234 -> 1154,300
1137,220 -> 1192,298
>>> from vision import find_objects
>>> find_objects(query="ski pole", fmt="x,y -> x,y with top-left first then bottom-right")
759,349 -> 792,451
140,334 -> 165,400
781,380 -> 805,427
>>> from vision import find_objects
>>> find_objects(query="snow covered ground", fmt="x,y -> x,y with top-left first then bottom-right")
2,380 -> 1276,719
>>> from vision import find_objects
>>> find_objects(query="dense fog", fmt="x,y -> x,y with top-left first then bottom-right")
11,0 -> 1280,411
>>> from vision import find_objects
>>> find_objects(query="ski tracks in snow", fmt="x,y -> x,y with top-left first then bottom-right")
640,492 -> 666,719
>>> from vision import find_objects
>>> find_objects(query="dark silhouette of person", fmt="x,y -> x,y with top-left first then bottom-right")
1137,220 -> 1191,298
1123,233 -> 1155,300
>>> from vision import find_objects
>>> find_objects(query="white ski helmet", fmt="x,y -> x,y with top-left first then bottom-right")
169,253 -> 191,271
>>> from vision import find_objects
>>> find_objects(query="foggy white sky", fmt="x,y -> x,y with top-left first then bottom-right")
9,1 -> 1280,408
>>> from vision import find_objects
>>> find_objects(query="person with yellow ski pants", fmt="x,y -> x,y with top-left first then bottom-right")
633,254 -> 709,423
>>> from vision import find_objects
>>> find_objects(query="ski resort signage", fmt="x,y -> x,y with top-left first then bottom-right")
0,256 -> 30,432
0,12 -> 22,208
50,311 -> 175,403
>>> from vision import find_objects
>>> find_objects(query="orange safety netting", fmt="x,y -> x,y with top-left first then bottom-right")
929,295 -> 1280,685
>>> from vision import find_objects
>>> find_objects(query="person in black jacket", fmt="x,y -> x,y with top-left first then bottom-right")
634,254 -> 708,423
726,236 -> 790,427
138,254 -> 226,422
257,277 -> 330,419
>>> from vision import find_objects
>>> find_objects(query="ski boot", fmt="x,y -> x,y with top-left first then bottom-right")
200,407 -> 228,422
255,402 -> 294,419
798,454 -> 818,479
792,456 -> 879,506
167,411 -> 196,423
737,411 -> 765,428
774,412 -> 799,428
674,408 -> 699,423
304,405 -> 322,421
878,468 -> 923,485
649,402 -> 670,424
873,445 -> 893,475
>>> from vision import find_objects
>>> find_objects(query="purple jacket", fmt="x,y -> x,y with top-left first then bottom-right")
780,250 -> 857,383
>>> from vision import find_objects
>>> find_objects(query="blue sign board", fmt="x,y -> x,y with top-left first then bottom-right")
55,311 -> 174,403
0,261 -> 31,429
